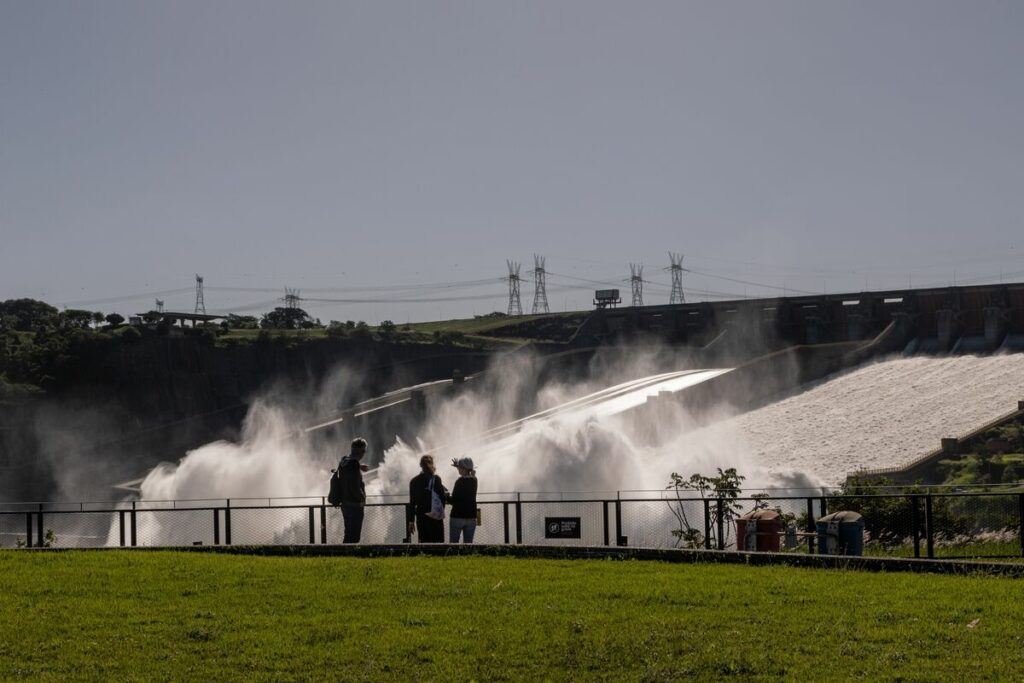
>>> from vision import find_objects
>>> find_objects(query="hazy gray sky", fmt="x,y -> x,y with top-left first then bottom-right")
2,1 -> 1022,323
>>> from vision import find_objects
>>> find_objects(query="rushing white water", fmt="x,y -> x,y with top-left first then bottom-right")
100,351 -> 1024,548
672,354 -> 1024,485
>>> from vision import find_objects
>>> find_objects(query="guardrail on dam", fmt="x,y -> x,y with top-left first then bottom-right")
4,489 -> 1023,562
573,281 -> 1024,352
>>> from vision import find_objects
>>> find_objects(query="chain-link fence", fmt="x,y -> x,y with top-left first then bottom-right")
2,490 -> 1023,560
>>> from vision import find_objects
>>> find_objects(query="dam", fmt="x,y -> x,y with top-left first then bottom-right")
107,280 -> 1024,504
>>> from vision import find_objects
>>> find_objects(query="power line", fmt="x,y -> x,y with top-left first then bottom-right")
60,287 -> 196,308
302,292 -> 508,305
684,268 -> 818,295
205,277 -> 504,294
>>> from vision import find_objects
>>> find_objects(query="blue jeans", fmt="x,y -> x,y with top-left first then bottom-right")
341,503 -> 364,543
450,517 -> 477,543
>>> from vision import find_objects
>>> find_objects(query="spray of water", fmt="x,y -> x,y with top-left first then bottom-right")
138,346 -> 827,508
128,348 -> 1024,548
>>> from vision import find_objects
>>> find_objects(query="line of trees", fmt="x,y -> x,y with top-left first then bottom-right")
0,298 -> 130,333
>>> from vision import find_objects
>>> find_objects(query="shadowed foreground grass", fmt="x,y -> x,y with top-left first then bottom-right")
2,551 -> 1023,680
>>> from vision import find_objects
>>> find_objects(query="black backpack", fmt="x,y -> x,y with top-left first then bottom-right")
327,468 -> 343,506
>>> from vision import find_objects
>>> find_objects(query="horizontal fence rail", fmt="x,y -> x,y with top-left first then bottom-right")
2,490 -> 1023,561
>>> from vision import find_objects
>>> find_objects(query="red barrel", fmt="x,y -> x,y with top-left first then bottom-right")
735,509 -> 782,552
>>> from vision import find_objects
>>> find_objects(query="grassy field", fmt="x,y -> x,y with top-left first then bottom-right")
3,552 -> 1024,681
213,311 -> 586,348
401,312 -> 579,335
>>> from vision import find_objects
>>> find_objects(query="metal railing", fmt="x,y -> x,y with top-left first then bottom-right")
2,489 -> 1023,560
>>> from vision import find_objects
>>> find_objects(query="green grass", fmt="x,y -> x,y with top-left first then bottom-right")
220,328 -> 328,339
402,312 -> 581,335
3,552 -> 1024,680
864,540 -> 1024,561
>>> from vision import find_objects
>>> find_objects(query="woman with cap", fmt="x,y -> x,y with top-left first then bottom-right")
447,457 -> 478,543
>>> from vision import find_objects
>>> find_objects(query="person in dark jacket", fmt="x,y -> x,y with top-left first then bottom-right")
406,454 -> 446,543
447,457 -> 478,543
338,437 -> 368,543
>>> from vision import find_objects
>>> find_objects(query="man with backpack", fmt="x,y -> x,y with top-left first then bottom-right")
337,437 -> 369,543
406,454 -> 446,543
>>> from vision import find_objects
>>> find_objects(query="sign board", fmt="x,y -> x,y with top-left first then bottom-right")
594,289 -> 620,301
545,517 -> 581,539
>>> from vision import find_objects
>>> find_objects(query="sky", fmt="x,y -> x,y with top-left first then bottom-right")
1,1 -> 1022,324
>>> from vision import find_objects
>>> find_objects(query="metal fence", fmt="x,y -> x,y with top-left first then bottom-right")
2,490 -> 1023,560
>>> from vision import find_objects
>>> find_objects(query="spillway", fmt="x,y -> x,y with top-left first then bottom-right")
453,368 -> 732,451
672,354 -> 1024,485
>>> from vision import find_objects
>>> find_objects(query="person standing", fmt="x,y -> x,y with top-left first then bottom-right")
448,457 -> 478,543
406,454 -> 446,543
338,437 -> 369,543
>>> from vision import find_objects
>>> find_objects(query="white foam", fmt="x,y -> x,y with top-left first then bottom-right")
674,354 -> 1024,485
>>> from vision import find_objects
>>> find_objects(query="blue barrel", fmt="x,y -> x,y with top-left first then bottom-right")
816,511 -> 864,556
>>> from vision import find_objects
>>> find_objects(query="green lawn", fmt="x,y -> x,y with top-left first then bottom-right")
401,313 -> 575,334
3,552 -> 1023,681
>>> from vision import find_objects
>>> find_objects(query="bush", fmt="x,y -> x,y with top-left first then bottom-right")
350,322 -> 372,340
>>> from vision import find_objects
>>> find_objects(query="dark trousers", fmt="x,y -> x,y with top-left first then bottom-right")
416,514 -> 444,543
341,503 -> 364,543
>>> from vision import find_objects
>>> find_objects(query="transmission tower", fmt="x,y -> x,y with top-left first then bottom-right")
155,299 -> 164,314
629,263 -> 644,307
530,254 -> 550,315
193,275 -> 206,315
284,287 -> 301,310
506,260 -> 523,316
668,252 -> 686,305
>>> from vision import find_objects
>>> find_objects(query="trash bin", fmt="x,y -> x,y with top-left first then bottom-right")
735,509 -> 782,552
816,511 -> 864,556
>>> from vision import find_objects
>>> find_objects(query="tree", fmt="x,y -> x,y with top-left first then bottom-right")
226,314 -> 259,329
59,309 -> 94,329
260,307 -> 312,330
378,320 -> 397,340
350,321 -> 372,340
105,313 -> 125,327
91,312 -> 106,328
666,468 -> 746,549
0,299 -> 59,331
326,321 -> 349,338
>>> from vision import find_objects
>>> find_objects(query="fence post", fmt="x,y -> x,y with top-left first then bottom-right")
515,494 -> 523,544
1018,493 -> 1024,559
130,500 -> 137,547
819,497 -> 827,518
615,498 -> 624,546
224,499 -> 232,546
502,502 -> 510,544
911,495 -> 921,559
602,501 -> 610,546
703,499 -> 711,550
806,498 -> 816,554
320,504 -> 327,544
213,509 -> 221,545
715,498 -> 724,550
925,494 -> 934,559
25,512 -> 32,548
36,504 -> 44,547
308,507 -> 315,545
119,511 -> 126,547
